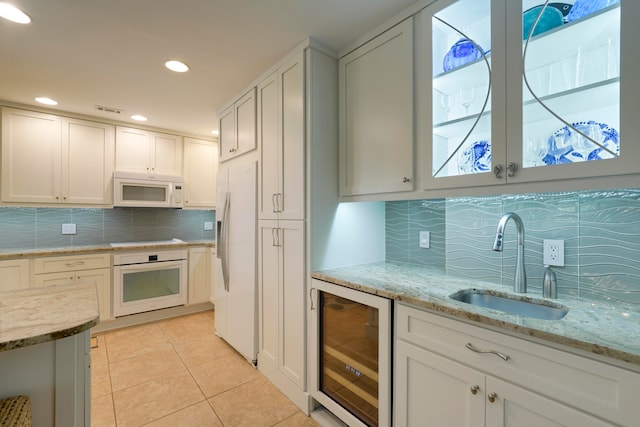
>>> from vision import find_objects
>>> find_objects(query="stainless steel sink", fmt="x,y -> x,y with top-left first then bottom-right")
449,289 -> 569,320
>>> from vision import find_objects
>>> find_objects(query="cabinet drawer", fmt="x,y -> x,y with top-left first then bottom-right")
396,303 -> 638,426
34,253 -> 110,274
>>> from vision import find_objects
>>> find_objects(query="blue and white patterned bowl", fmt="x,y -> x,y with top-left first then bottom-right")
443,38 -> 483,72
458,140 -> 492,174
566,0 -> 620,22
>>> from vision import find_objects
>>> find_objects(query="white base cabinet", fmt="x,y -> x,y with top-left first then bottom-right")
0,259 -> 30,291
188,246 -> 215,304
395,303 -> 638,427
33,254 -> 111,321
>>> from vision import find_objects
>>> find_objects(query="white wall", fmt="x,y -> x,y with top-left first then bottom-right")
311,201 -> 386,270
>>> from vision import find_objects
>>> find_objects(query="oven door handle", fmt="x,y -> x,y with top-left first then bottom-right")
218,191 -> 230,292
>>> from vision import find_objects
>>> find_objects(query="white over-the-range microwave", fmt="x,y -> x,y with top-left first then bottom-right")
113,171 -> 184,208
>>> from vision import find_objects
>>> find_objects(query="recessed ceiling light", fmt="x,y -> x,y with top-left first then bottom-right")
0,3 -> 31,24
131,114 -> 148,122
211,130 -> 219,136
35,97 -> 58,106
165,60 -> 189,73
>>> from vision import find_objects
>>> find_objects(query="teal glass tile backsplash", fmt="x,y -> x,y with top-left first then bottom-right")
386,189 -> 640,307
0,207 -> 215,250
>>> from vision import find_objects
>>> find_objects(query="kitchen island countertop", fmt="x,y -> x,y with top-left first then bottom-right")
312,261 -> 640,369
0,282 -> 99,351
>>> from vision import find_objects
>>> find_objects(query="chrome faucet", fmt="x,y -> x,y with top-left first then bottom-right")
492,212 -> 527,293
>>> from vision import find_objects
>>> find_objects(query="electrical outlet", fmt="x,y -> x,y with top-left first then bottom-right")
419,231 -> 430,249
61,223 -> 76,235
543,239 -> 564,267
204,221 -> 214,231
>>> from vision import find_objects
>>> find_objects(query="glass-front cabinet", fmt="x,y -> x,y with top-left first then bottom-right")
424,0 -> 639,190
428,0 -> 500,188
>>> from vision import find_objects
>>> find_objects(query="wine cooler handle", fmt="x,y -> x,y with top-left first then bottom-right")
310,288 -> 316,310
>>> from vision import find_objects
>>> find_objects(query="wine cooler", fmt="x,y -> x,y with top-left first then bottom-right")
311,279 -> 391,427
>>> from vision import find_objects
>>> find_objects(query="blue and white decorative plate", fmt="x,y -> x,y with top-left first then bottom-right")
458,140 -> 491,174
542,121 -> 619,165
566,0 -> 620,22
443,38 -> 483,72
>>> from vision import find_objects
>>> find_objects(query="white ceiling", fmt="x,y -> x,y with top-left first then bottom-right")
0,0 -> 420,138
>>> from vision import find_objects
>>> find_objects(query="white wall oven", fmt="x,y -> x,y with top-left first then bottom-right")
112,248 -> 187,317
311,278 -> 392,427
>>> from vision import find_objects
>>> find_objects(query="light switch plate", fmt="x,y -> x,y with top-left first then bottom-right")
419,231 -> 430,249
61,223 -> 76,235
204,221 -> 214,231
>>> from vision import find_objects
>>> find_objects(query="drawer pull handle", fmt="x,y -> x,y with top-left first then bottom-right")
470,385 -> 480,395
488,392 -> 498,403
65,261 -> 85,267
465,342 -> 510,361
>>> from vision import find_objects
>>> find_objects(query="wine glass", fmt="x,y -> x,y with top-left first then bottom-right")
571,123 -> 599,161
440,92 -> 453,120
525,137 -> 546,167
459,85 -> 475,115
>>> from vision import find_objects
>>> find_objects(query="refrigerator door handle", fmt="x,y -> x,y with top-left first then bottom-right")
219,192 -> 230,292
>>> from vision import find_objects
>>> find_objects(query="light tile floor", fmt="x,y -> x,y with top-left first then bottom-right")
91,310 -> 320,427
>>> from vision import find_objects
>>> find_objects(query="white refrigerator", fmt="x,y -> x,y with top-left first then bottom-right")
215,160 -> 258,364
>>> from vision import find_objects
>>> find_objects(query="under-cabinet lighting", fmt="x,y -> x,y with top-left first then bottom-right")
165,60 -> 189,73
35,97 -> 58,106
0,3 -> 31,24
211,130 -> 219,136
131,114 -> 148,122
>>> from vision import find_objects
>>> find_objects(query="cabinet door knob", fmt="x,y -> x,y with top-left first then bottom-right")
402,177 -> 411,183
488,392 -> 498,403
507,162 -> 518,177
470,385 -> 480,395
493,164 -> 503,179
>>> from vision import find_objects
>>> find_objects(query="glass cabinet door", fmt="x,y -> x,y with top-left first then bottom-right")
430,0 -> 494,184
520,0 -> 621,173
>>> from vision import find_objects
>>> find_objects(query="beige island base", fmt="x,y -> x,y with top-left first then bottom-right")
0,282 -> 99,426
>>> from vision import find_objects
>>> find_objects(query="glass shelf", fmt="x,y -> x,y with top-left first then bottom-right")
523,78 -> 619,122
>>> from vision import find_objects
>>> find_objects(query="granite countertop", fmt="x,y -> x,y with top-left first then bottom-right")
311,261 -> 640,369
0,239 -> 215,260
0,282 -> 99,351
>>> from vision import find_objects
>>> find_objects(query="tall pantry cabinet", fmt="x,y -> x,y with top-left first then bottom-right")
256,42 -> 338,412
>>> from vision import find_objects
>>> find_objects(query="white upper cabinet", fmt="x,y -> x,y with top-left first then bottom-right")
219,88 -> 257,162
115,126 -> 183,177
183,137 -> 218,208
1,107 -> 114,205
339,17 -> 415,196
258,52 -> 305,220
423,0 -> 639,190
63,117 -> 115,204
